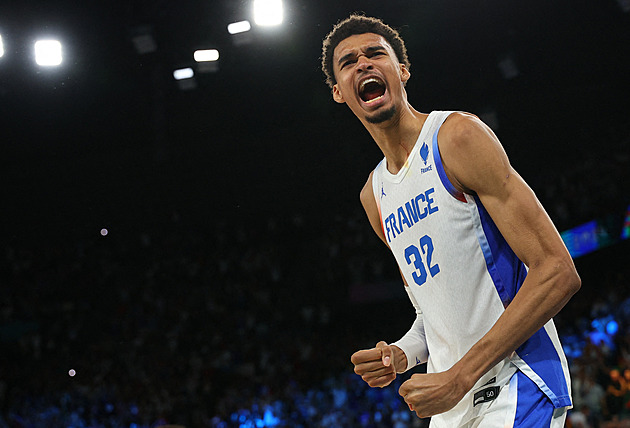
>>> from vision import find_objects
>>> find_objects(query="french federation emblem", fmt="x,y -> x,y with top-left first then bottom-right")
420,142 -> 429,165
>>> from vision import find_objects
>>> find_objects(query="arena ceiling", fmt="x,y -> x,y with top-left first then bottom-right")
1,0 -> 628,239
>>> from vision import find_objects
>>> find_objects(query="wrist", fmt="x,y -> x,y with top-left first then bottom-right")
450,357 -> 483,393
391,345 -> 408,373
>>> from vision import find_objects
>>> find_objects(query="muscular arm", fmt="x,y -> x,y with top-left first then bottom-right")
441,113 -> 580,389
399,112 -> 581,417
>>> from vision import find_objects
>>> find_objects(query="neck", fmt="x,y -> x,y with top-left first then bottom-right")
364,103 -> 428,174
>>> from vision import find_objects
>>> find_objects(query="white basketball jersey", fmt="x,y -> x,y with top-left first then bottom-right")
371,111 -> 571,426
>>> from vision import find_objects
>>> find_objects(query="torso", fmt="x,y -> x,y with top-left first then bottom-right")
369,110 -> 571,426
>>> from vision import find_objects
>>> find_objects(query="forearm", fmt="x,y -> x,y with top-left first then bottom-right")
452,260 -> 580,389
391,293 -> 429,373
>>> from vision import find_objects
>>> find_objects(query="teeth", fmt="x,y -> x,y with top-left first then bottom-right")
365,95 -> 384,104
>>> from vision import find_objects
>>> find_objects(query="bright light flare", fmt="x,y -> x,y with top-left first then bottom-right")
35,39 -> 62,66
173,67 -> 194,80
0,35 -> 4,58
194,49 -> 219,62
227,20 -> 251,35
254,0 -> 283,26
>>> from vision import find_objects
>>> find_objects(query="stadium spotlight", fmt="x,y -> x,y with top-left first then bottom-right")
0,34 -> 4,58
253,0 -> 283,26
173,67 -> 196,90
227,20 -> 251,35
35,39 -> 62,66
194,49 -> 219,62
173,67 -> 194,80
228,21 -> 253,46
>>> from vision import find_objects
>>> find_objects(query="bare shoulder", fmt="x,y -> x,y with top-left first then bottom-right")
438,112 -> 511,195
439,112 -> 498,153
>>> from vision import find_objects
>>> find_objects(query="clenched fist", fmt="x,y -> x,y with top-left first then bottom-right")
399,370 -> 470,418
351,341 -> 407,388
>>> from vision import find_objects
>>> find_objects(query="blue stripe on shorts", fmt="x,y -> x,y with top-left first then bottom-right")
514,370 -> 554,427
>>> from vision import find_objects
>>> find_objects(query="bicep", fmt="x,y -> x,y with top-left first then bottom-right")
441,114 -> 571,267
478,169 -> 569,268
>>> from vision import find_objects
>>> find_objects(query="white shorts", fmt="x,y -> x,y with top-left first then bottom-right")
460,370 -> 568,428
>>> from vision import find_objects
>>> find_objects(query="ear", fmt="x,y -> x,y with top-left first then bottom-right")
400,64 -> 410,84
332,84 -> 346,104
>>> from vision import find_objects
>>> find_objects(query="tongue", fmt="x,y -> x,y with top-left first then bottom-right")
363,84 -> 385,101
363,90 -> 383,101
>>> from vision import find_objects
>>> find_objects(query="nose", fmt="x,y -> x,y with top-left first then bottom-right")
356,55 -> 373,73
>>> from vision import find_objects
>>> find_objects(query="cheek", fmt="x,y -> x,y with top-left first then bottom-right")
338,82 -> 355,101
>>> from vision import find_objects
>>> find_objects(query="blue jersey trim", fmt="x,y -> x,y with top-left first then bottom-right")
514,329 -> 572,408
472,195 -> 526,306
432,127 -> 466,202
514,371 -> 554,427
472,196 -> 571,409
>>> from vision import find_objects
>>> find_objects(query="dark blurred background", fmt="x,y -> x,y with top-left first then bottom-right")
1,0 -> 629,427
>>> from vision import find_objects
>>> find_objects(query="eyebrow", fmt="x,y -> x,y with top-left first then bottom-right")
337,45 -> 386,67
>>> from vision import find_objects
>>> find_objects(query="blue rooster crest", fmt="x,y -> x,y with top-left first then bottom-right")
420,142 -> 429,165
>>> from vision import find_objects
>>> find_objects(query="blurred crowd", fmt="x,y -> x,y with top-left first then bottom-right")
513,119 -> 630,233
0,123 -> 628,427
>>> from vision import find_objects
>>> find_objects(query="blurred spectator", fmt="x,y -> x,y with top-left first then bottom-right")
606,369 -> 628,422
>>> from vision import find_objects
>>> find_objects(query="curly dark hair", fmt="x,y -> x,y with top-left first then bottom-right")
321,14 -> 410,89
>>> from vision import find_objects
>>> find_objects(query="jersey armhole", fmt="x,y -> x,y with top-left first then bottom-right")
370,163 -> 387,238
432,124 -> 467,203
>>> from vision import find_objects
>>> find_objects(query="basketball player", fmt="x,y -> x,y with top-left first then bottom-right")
321,14 -> 581,427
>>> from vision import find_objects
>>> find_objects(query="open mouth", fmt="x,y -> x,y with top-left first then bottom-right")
358,77 -> 386,103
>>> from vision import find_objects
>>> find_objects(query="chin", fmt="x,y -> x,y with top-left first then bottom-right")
366,105 -> 397,124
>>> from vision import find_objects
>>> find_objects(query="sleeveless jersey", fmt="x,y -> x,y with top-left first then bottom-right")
371,111 -> 572,426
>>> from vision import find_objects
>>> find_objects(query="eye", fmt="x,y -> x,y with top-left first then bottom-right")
341,59 -> 356,69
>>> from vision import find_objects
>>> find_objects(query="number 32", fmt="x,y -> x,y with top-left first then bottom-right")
404,235 -> 440,286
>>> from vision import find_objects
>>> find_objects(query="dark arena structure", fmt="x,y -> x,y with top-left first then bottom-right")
1,1 -> 629,427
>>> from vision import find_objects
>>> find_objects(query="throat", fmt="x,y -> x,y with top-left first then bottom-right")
369,110 -> 429,175
399,141 -> 411,158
